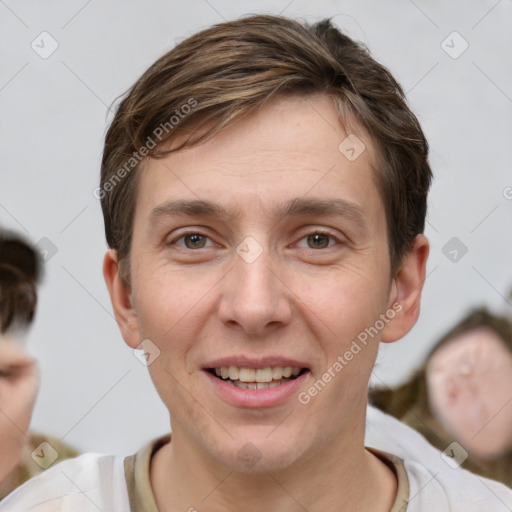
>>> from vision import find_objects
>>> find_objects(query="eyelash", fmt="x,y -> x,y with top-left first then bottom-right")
168,230 -> 341,250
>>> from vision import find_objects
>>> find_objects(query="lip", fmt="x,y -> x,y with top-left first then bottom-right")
204,356 -> 310,370
202,356 -> 311,408
203,368 -> 310,408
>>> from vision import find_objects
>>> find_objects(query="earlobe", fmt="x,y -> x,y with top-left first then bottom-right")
381,234 -> 429,343
103,250 -> 140,349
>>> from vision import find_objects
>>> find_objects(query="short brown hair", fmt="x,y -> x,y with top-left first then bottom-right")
100,15 -> 432,283
0,233 -> 40,333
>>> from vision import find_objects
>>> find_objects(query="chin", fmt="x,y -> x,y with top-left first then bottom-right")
212,429 -> 309,473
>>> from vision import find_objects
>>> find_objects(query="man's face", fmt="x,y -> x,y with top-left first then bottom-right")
126,94 -> 397,470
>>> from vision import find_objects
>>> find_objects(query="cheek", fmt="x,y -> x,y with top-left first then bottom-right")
133,257 -> 214,336
132,260 -> 229,388
0,402 -> 31,481
293,271 -> 388,410
307,270 -> 389,342
427,373 -> 452,417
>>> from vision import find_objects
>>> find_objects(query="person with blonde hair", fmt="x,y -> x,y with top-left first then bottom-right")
371,307 -> 512,488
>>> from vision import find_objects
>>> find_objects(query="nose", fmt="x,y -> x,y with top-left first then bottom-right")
217,247 -> 292,335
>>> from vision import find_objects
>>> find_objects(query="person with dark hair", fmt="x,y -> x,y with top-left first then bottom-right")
0,232 -> 78,499
2,14 -> 511,511
370,307 -> 512,487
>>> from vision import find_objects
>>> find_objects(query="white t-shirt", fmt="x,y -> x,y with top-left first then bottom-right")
1,406 -> 511,511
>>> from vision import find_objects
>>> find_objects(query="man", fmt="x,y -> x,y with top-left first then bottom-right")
0,234 -> 40,492
2,14 -> 512,511
0,233 -> 78,499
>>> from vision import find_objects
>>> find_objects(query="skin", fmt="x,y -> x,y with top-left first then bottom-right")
427,327 -> 512,459
0,332 -> 39,483
104,94 -> 428,511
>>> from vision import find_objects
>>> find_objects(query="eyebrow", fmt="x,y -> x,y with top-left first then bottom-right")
149,199 -> 236,222
149,197 -> 367,228
275,198 -> 366,228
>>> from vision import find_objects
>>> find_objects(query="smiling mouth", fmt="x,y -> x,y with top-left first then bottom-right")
208,365 -> 308,389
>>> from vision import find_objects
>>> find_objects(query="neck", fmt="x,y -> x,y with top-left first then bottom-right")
151,416 -> 397,512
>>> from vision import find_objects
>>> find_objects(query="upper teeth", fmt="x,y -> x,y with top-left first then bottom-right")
215,366 -> 301,382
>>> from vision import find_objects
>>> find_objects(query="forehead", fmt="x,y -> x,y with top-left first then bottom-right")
135,94 -> 383,224
429,327 -> 510,369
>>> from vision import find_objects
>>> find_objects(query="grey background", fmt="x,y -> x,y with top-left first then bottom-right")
1,0 -> 511,456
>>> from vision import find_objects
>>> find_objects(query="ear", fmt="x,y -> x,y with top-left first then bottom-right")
381,234 -> 429,343
103,250 -> 140,349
